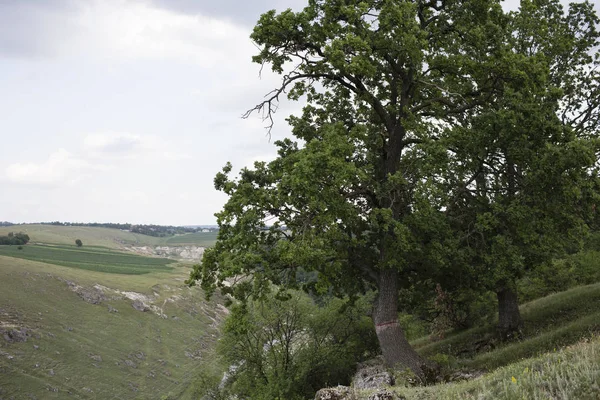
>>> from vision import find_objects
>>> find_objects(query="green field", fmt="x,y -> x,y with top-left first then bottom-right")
0,244 -> 175,275
0,225 -> 218,249
165,231 -> 219,246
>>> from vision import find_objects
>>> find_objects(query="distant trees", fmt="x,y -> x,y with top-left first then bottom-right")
39,221 -> 210,237
75,239 -> 83,247
0,232 -> 30,245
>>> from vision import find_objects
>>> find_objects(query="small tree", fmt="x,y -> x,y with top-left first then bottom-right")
75,239 -> 83,247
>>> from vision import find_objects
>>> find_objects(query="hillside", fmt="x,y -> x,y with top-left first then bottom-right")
0,225 -> 218,250
319,283 -> 600,400
0,245 -> 225,399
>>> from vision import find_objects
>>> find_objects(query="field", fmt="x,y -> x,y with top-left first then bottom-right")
0,239 -> 225,399
0,244 -> 175,275
165,231 -> 219,246
0,225 -> 218,249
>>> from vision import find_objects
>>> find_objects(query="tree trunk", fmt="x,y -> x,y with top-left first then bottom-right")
496,286 -> 523,340
373,268 -> 436,382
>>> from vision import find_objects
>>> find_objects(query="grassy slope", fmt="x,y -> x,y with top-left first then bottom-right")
0,254 -> 225,399
0,225 -> 219,249
366,336 -> 600,400
352,283 -> 600,400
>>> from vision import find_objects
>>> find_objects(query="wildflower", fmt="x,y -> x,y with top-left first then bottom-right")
511,376 -> 517,384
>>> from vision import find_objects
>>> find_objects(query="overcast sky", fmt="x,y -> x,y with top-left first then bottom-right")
0,0 -> 592,225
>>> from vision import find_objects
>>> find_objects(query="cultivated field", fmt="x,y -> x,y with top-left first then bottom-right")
0,244 -> 175,275
0,225 -> 218,249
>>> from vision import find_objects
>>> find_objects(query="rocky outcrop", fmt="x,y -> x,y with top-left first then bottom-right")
2,327 -> 30,343
315,386 -> 354,400
353,358 -> 394,390
130,246 -> 205,261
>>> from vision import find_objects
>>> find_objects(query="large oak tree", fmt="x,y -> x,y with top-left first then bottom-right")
189,0 -> 599,379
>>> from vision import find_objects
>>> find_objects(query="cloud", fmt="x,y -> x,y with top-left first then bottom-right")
0,0 -> 255,66
4,131 -> 190,188
147,0 -> 307,25
4,148 -> 109,186
84,132 -> 191,161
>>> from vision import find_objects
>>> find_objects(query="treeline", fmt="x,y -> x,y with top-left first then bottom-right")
40,222 -> 207,237
0,232 -> 30,245
0,221 -> 14,227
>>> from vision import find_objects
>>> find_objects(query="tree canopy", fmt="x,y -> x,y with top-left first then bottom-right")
189,0 -> 600,380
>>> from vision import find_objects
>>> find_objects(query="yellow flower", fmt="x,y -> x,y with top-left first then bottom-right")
511,376 -> 517,384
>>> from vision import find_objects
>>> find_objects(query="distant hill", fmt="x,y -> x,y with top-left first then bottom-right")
0,225 -> 218,249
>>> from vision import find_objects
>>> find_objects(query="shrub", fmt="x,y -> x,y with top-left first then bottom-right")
217,291 -> 379,400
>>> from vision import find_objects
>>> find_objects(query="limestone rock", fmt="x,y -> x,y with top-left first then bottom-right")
367,390 -> 405,400
132,300 -> 150,312
353,359 -> 394,390
315,385 -> 353,400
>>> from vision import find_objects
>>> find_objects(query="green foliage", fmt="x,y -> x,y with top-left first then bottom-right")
190,0 -> 599,376
0,244 -> 174,275
75,239 -> 83,247
0,232 -> 30,246
217,292 -> 379,400
518,250 -> 600,302
416,283 -> 600,362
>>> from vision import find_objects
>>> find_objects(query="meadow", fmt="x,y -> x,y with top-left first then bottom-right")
0,254 -> 224,400
0,244 -> 175,275
0,225 -> 218,249
165,231 -> 219,247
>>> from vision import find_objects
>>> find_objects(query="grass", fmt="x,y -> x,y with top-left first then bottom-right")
165,232 -> 219,247
0,255 -> 226,400
414,283 -> 600,365
361,336 -> 600,400
0,244 -> 175,275
0,224 -> 219,249
344,283 -> 600,400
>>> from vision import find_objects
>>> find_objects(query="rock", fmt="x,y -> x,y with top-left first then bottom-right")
78,287 -> 106,304
315,386 -> 353,400
367,390 -> 404,400
49,369 -> 55,376
108,305 -> 118,313
134,352 -> 145,360
33,345 -> 39,350
132,300 -> 150,312
353,360 -> 394,390
124,359 -> 137,368
3,328 -> 30,343
89,354 -> 102,362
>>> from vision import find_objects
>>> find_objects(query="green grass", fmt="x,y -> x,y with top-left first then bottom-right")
0,224 -> 218,249
0,244 -> 175,275
165,232 -> 219,246
346,284 -> 600,400
415,283 -> 600,365
363,336 -> 600,400
0,256 -> 226,400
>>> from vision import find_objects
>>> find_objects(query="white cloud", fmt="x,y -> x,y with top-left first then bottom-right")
84,131 -> 191,161
5,148 -> 110,186
54,0 -> 253,67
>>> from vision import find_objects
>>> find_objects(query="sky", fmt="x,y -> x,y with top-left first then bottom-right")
0,0 -> 591,225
